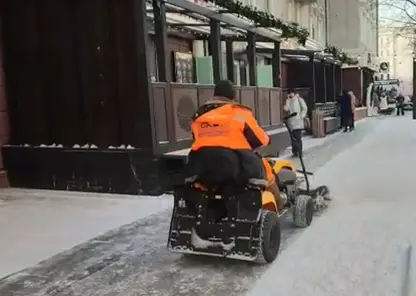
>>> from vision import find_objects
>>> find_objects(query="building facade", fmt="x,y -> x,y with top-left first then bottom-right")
327,0 -> 378,67
245,0 -> 327,50
145,0 -> 332,84
378,25 -> 414,95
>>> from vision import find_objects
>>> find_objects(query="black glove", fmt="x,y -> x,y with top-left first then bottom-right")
283,112 -> 297,121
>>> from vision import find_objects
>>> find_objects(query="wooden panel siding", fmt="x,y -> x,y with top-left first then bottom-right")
1,0 -> 156,148
0,13 -> 10,187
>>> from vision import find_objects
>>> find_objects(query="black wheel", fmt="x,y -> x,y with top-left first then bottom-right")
256,210 -> 281,264
293,194 -> 314,227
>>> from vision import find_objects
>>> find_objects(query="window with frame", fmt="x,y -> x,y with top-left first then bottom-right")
265,0 -> 271,11
256,0 -> 268,11
296,3 -> 301,23
288,1 -> 295,22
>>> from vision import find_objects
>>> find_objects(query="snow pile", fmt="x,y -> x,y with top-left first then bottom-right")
5,143 -> 137,149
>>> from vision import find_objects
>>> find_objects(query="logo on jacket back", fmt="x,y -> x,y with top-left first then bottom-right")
197,121 -> 229,137
200,122 -> 221,128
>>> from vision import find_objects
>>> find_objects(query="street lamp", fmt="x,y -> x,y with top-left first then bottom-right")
413,59 -> 416,119
413,56 -> 416,119
413,31 -> 416,119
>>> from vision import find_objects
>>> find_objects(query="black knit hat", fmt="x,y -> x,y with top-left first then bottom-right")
214,80 -> 235,100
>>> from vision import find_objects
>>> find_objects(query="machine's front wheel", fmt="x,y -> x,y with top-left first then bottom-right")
293,194 -> 314,227
257,210 -> 281,263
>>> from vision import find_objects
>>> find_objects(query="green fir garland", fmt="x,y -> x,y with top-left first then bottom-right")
324,46 -> 359,65
199,0 -> 359,64
205,0 -> 309,45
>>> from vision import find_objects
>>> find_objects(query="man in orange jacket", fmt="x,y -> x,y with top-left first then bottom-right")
187,80 -> 286,212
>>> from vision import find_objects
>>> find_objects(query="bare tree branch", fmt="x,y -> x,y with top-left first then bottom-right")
380,0 -> 416,24
380,0 -> 416,35
379,0 -> 416,48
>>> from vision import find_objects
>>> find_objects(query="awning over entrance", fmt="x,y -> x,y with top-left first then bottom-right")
147,0 -> 284,86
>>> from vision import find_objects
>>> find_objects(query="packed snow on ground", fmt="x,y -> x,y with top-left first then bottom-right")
247,116 -> 416,296
3,116 -> 416,296
0,189 -> 173,279
247,117 -> 416,296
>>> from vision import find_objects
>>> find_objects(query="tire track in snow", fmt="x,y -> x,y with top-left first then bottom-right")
0,209 -> 304,296
298,119 -> 376,173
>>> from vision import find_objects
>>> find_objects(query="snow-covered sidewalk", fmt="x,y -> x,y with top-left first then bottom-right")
247,115 -> 416,296
0,189 -> 172,279
0,117 -> 370,281
1,115 -> 407,296
278,117 -> 370,160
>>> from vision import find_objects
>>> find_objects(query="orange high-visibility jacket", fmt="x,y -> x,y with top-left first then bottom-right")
191,100 -> 270,151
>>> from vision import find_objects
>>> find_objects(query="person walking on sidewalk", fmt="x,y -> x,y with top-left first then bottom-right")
372,90 -> 380,115
283,89 -> 308,157
340,90 -> 355,132
395,93 -> 405,116
348,91 -> 357,130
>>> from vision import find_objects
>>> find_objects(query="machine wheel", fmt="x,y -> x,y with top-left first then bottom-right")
256,210 -> 281,264
292,194 -> 314,228
313,185 -> 331,211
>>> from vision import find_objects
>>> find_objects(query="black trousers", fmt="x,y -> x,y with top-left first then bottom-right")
291,129 -> 303,156
396,104 -> 405,116
341,115 -> 354,129
187,147 -> 265,185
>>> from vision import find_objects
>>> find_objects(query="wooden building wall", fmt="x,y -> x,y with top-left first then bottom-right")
342,67 -> 363,103
0,21 -> 9,187
281,61 -> 289,88
1,0 -> 156,149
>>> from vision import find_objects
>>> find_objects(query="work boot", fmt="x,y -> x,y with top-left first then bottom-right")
267,182 -> 287,213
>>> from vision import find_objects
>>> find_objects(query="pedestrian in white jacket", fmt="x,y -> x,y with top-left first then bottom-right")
283,89 -> 308,157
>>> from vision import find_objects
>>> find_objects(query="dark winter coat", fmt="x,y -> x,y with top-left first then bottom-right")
340,93 -> 353,118
396,95 -> 405,105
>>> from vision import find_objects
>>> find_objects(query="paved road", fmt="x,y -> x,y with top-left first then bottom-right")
1,115 -> 411,296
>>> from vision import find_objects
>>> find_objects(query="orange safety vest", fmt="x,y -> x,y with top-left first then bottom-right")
191,100 -> 270,151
